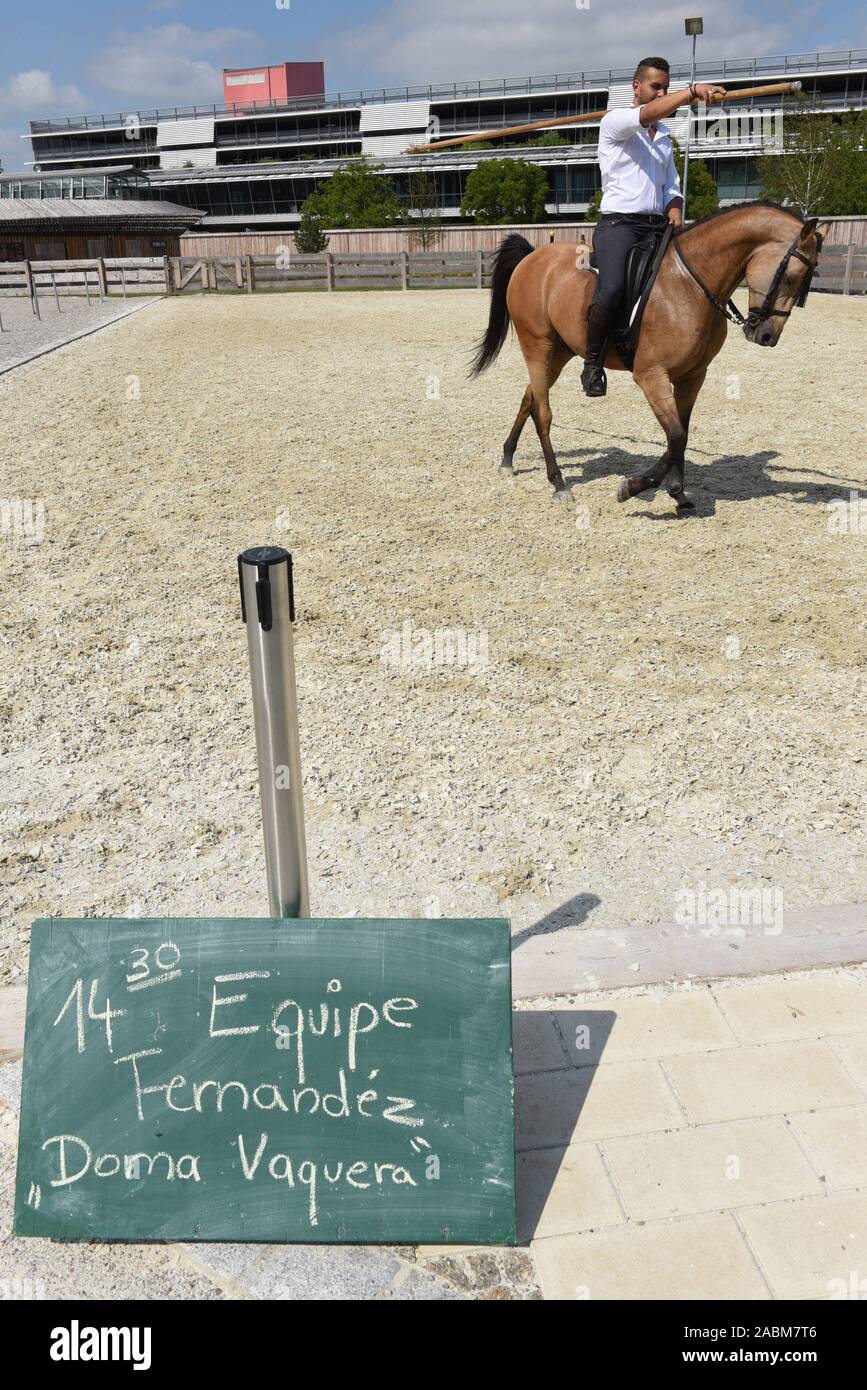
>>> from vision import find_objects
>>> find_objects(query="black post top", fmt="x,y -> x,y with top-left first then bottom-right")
238,547 -> 295,627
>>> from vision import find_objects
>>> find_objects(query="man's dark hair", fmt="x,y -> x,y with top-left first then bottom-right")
634,56 -> 670,81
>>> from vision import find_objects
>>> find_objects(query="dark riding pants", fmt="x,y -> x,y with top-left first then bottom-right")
591,212 -> 667,312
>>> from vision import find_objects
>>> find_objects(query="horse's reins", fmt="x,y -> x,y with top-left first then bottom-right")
671,228 -> 822,332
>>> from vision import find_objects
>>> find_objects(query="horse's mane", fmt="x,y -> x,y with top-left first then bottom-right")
675,199 -> 803,237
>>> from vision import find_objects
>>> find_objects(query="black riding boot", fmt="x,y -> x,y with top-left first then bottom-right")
581,300 -> 614,398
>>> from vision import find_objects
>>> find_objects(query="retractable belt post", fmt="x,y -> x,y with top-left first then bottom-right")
238,546 -> 310,919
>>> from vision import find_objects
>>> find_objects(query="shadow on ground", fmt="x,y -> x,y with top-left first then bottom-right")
513,1007 -> 616,1243
506,429 -> 859,519
510,894 -> 615,1242
512,892 -> 601,951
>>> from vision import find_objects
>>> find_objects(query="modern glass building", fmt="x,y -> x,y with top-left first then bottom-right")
8,49 -> 866,229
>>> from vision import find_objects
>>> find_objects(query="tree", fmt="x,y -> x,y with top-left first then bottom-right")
758,106 -> 867,216
407,171 -> 442,249
584,188 -> 603,222
529,131 -> 567,148
301,157 -> 404,229
294,210 -> 328,253
823,111 -> 867,214
670,136 -> 719,219
461,157 -> 549,224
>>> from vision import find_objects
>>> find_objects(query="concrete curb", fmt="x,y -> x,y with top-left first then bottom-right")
511,903 -> 867,998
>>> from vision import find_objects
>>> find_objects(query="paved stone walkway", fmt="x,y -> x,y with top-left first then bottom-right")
0,296 -> 160,376
2,964 -> 865,1299
516,965 -> 867,1300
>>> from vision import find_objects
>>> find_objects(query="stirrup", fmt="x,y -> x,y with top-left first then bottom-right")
581,363 -> 607,397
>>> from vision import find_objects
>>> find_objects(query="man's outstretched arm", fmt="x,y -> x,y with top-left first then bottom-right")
638,82 -> 726,127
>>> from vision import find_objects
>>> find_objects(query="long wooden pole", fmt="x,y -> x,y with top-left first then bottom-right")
409,79 -> 802,152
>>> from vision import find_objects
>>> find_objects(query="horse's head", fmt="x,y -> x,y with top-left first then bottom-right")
743,217 -> 830,347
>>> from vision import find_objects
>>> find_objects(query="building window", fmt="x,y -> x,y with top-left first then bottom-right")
33,240 -> 66,260
152,239 -> 167,254
0,241 -> 25,261
86,238 -> 111,257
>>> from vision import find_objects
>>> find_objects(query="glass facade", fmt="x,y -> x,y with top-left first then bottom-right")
0,170 -> 146,199
12,49 -> 867,224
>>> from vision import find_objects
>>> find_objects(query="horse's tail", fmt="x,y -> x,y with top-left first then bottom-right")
469,234 -> 535,377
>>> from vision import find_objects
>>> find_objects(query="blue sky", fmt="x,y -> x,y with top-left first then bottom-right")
2,0 -> 865,170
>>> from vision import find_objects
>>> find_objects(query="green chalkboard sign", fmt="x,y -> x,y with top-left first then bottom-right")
14,918 -> 514,1245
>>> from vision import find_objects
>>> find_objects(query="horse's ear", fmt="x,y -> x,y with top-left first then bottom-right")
799,216 -> 818,240
815,219 -> 831,243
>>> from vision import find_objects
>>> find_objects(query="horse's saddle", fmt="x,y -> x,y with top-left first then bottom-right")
588,222 -> 674,371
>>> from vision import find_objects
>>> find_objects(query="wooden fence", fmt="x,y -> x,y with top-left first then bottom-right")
814,243 -> 867,294
180,215 -> 867,259
0,245 -> 861,305
166,251 -> 496,293
0,258 -> 168,300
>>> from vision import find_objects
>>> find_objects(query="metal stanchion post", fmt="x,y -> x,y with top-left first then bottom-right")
238,546 -> 309,918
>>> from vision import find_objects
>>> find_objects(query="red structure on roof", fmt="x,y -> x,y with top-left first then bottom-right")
222,63 -> 326,109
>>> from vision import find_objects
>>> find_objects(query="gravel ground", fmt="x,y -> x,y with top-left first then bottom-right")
0,288 -> 865,988
0,295 -> 160,375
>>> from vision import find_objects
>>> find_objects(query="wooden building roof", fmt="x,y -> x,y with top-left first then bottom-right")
0,199 -> 204,229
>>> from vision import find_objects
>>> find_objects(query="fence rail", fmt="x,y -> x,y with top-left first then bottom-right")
813,243 -> 867,294
166,251 -> 496,292
0,257 -> 168,301
0,248 -> 862,310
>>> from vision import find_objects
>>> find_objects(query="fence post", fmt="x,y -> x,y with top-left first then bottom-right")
96,257 -> 107,300
842,243 -> 855,296
50,271 -> 62,312
476,249 -> 483,289
401,250 -> 409,290
246,255 -> 254,293
23,260 -> 41,319
201,260 -> 209,292
234,256 -> 243,289
326,251 -> 335,291
163,256 -> 172,296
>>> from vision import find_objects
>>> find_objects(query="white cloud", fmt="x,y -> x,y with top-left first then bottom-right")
2,69 -> 87,112
88,24 -> 262,102
325,0 -> 805,87
0,70 -> 89,169
0,125 -> 27,175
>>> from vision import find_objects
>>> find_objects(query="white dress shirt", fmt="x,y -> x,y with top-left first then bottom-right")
597,106 -> 682,214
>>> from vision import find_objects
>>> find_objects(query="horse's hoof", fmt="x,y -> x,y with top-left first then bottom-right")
553,487 -> 573,504
616,479 -> 633,503
675,493 -> 695,510
498,463 -> 514,477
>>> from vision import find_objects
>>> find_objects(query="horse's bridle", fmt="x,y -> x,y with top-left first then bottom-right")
673,227 -> 822,333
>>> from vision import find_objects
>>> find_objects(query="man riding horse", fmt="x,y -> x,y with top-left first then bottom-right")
582,57 -> 726,397
471,72 -> 828,509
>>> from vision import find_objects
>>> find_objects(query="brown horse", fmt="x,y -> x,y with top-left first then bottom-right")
471,201 -> 829,510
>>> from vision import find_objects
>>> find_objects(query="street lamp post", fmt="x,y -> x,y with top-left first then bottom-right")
682,17 -> 704,219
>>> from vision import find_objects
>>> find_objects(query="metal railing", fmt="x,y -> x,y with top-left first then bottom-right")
28,49 -> 867,134
25,91 -> 867,177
